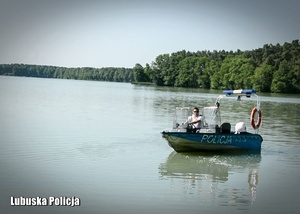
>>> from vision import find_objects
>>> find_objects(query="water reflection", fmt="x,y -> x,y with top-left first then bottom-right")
159,152 -> 261,205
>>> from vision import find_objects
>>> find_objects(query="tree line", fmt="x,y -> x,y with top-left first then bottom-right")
0,64 -> 134,82
133,39 -> 300,93
1,39 -> 299,93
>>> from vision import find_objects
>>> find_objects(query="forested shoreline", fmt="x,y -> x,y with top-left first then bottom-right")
0,65 -> 134,83
1,39 -> 299,93
134,39 -> 300,93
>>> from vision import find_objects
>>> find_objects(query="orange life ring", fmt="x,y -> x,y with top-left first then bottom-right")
250,107 -> 262,129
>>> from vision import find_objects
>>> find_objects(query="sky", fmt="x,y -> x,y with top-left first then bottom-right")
0,0 -> 299,68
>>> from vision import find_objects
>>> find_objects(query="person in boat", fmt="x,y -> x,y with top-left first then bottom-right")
186,107 -> 205,132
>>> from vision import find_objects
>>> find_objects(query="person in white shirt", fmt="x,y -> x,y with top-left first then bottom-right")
186,107 -> 205,132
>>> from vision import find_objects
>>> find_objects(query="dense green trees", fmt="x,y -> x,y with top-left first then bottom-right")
133,63 -> 149,82
133,39 -> 300,93
0,64 -> 133,83
1,39 -> 299,93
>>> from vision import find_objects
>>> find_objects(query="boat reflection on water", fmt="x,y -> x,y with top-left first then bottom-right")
159,151 -> 261,205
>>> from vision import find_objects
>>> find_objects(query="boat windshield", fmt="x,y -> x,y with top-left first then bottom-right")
173,107 -> 190,130
202,106 -> 221,128
172,106 -> 221,132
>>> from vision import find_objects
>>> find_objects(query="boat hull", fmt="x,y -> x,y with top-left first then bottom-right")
162,131 -> 262,152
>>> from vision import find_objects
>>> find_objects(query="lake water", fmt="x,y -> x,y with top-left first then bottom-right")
0,76 -> 300,214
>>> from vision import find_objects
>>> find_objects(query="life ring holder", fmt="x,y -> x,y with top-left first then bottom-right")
250,107 -> 262,129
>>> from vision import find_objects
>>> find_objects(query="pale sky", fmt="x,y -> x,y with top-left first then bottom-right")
0,0 -> 299,68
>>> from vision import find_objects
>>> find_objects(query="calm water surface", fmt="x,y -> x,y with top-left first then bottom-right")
0,76 -> 300,214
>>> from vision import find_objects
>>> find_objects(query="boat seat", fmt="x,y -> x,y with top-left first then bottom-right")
221,122 -> 231,133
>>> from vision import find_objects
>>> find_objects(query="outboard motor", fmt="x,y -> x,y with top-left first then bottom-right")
235,122 -> 246,134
